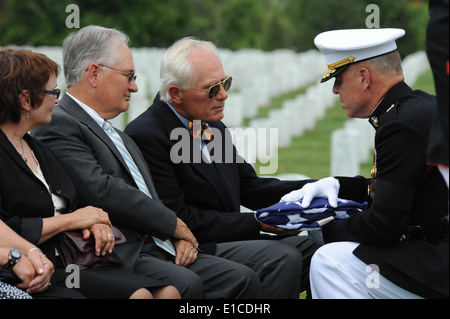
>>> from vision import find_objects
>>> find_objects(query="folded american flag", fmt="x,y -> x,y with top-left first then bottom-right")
255,198 -> 369,231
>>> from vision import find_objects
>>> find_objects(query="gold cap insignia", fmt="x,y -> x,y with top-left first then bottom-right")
322,56 -> 355,80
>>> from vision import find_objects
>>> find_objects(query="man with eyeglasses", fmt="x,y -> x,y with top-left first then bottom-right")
125,37 -> 322,298
32,26 -> 262,299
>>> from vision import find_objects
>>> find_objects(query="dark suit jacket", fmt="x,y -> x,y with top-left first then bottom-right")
125,93 -> 314,253
32,94 -> 177,268
0,129 -> 78,262
324,82 -> 449,298
426,0 -> 449,168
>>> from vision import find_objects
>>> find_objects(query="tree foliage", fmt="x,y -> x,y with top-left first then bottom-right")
0,0 -> 429,56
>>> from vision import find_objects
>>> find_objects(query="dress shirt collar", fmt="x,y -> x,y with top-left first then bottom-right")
65,92 -> 105,128
166,102 -> 190,129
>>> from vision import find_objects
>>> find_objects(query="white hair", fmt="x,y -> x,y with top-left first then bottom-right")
159,37 -> 220,103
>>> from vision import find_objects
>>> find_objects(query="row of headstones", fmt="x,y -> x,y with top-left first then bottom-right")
221,49 -> 327,122
219,50 -> 330,172
330,51 -> 431,176
230,80 -> 337,166
126,48 -> 328,129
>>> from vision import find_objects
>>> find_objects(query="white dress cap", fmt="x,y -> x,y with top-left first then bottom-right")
314,28 -> 405,82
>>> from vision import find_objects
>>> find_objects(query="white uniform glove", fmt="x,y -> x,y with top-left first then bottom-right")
280,177 -> 340,208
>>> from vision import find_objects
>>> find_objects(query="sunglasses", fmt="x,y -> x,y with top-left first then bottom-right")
41,88 -> 61,99
99,64 -> 137,83
190,76 -> 232,99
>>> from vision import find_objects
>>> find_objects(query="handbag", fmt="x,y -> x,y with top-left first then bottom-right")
56,226 -> 126,270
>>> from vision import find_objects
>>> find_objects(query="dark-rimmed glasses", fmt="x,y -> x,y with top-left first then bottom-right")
99,64 -> 137,83
190,76 -> 232,99
41,88 -> 61,99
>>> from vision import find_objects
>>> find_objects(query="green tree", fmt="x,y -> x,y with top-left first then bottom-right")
78,0 -> 194,47
283,0 -> 428,56
213,0 -> 267,50
0,0 -> 195,47
260,1 -> 293,50
375,0 -> 429,55
286,0 -> 370,51
0,0 -> 72,46
0,0 -> 430,54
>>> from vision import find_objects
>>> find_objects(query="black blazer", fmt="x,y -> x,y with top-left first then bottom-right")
0,129 -> 78,262
324,82 -> 449,298
125,93 -> 313,253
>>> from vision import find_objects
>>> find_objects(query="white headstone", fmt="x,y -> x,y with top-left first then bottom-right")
330,127 -> 360,176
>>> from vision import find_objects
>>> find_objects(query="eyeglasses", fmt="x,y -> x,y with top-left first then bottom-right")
99,64 -> 137,83
190,76 -> 232,99
42,88 -> 61,99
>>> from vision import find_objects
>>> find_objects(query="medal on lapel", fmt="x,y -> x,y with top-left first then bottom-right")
368,149 -> 377,198
189,120 -> 212,141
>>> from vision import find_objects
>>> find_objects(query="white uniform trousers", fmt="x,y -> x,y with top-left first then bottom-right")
310,241 -> 423,299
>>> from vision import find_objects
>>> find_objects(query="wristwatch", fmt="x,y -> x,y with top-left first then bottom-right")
4,248 -> 21,270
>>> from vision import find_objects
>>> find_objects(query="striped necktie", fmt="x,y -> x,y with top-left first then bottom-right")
102,120 -> 175,256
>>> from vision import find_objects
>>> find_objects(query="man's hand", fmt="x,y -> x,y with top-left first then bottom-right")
281,177 -> 340,208
173,239 -> 198,267
173,218 -> 198,249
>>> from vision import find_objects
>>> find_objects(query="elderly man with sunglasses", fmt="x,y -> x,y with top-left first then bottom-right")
125,37 -> 322,298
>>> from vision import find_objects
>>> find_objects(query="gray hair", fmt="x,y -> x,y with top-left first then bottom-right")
63,25 -> 130,87
365,50 -> 403,75
159,37 -> 220,103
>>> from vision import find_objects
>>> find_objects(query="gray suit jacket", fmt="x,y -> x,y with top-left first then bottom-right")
32,94 -> 177,268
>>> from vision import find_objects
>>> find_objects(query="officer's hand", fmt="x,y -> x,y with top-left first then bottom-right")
281,177 -> 340,208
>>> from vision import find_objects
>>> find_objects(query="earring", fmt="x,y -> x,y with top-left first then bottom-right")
26,112 -> 30,119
